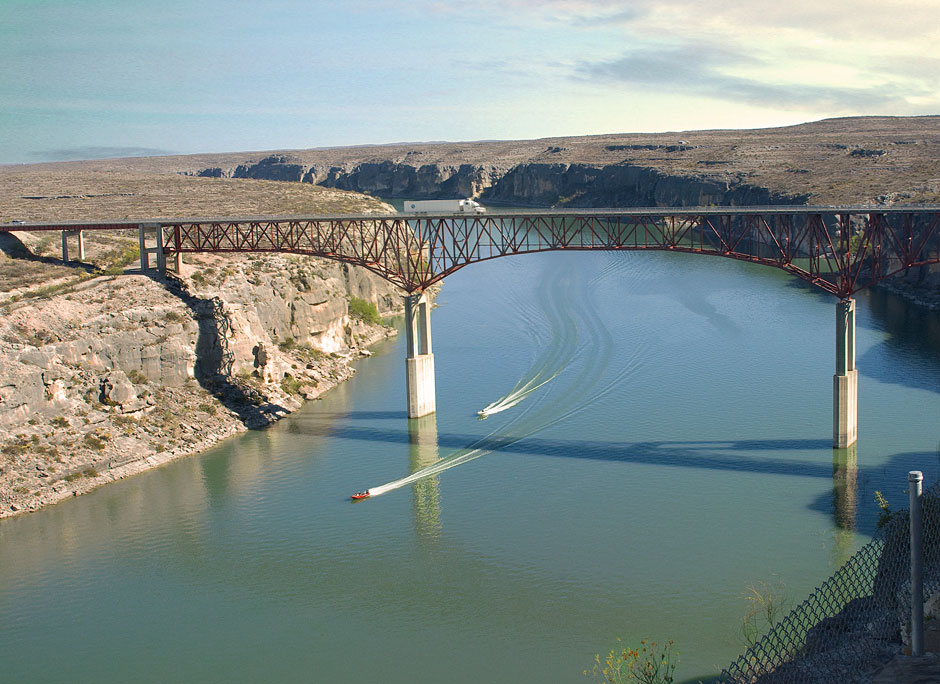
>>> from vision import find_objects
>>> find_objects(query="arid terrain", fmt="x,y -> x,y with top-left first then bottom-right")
0,181 -> 401,516
1,114 -> 938,517
3,115 -> 939,217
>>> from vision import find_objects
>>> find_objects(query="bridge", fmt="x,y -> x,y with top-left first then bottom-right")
4,205 -> 940,448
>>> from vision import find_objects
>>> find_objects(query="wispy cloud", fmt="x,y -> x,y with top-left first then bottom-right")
576,46 -> 930,112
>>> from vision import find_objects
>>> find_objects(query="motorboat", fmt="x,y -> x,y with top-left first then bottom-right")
350,490 -> 371,500
477,410 -> 488,419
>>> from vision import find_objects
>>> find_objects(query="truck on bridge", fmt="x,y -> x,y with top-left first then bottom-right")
401,199 -> 485,214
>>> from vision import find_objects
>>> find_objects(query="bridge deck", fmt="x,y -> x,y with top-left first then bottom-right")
3,206 -> 939,299
3,205 -> 940,230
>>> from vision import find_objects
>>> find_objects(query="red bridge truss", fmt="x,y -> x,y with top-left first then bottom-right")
5,206 -> 940,299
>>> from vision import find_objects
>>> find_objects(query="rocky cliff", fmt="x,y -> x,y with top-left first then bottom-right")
201,155 -> 806,208
0,249 -> 404,517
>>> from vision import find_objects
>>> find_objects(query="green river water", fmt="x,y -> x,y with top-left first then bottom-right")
1,248 -> 939,683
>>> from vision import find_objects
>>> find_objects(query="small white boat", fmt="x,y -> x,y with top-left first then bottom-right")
477,410 -> 488,419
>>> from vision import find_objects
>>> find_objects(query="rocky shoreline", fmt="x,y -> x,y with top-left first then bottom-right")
0,248 -> 404,519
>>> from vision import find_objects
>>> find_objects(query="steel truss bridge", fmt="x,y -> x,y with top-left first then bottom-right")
5,206 -> 938,299
4,205 -> 940,445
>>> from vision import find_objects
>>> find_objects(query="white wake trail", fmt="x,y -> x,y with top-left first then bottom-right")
366,253 -> 651,499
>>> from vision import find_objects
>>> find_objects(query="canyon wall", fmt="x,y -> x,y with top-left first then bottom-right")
198,155 -> 808,207
0,251 -> 404,516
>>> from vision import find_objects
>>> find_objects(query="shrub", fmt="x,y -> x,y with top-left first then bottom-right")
83,434 -> 106,451
348,296 -> 382,325
587,638 -> 678,684
281,375 -> 304,396
126,369 -> 149,385
874,490 -> 895,528
742,581 -> 788,647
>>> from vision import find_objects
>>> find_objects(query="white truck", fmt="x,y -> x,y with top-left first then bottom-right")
401,199 -> 486,214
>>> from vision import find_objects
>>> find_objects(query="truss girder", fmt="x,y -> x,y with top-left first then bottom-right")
20,209 -> 927,297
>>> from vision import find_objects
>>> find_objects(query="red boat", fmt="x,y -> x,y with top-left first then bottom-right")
351,490 -> 371,500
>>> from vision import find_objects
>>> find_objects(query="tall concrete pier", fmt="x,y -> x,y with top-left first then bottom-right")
833,299 -> 858,448
138,223 -> 182,273
60,229 -> 85,262
405,292 -> 436,418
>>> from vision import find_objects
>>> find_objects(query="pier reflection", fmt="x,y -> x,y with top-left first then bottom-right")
831,444 -> 858,565
408,414 -> 442,540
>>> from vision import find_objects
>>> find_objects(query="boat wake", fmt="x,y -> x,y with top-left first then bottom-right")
478,371 -> 558,418
365,253 -> 650,499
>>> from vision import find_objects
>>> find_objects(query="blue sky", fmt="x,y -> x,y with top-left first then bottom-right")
1,0 -> 938,164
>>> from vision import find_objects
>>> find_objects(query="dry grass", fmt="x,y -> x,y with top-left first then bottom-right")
3,115 -> 937,205
0,169 -> 392,295
0,170 -> 390,224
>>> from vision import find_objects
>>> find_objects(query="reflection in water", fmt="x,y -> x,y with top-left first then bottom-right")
409,415 -> 442,540
859,288 -> 940,394
832,445 -> 859,566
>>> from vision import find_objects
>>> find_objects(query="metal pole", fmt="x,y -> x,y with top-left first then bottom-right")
909,470 -> 924,656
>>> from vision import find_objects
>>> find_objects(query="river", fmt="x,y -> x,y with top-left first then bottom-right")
1,247 -> 939,683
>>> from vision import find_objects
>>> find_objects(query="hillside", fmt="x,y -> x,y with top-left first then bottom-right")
0,179 -> 402,517
2,115 -> 939,213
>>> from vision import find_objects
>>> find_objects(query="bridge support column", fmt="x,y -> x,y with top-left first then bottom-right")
405,292 -> 436,418
833,298 -> 858,448
138,223 -> 166,274
61,229 -> 85,262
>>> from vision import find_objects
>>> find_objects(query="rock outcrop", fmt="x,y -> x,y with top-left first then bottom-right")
207,156 -> 806,208
0,252 -> 404,517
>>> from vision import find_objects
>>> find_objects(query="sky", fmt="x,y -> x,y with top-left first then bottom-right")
0,0 -> 938,164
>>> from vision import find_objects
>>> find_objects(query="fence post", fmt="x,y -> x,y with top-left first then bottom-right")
910,470 -> 924,656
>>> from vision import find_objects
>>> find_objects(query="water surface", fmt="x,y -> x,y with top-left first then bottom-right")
2,249 -> 938,683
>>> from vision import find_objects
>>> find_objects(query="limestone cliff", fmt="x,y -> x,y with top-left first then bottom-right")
0,252 -> 404,516
203,155 -> 805,208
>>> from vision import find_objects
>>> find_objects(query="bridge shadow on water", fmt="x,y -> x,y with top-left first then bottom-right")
291,416 -> 834,478
293,412 -> 940,533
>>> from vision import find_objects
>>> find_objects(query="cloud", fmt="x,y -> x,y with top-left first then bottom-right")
29,146 -> 175,162
576,46 -> 929,112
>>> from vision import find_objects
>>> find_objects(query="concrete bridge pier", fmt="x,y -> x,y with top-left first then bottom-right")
61,229 -> 85,262
138,223 -> 182,273
833,298 -> 858,448
405,292 -> 436,418
139,223 -> 166,273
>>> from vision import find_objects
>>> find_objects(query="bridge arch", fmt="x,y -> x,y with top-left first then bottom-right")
161,207 -> 940,299
5,206 -> 939,448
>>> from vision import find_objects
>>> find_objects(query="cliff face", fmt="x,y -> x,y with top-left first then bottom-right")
479,163 -> 804,207
0,252 -> 404,516
203,155 -> 808,207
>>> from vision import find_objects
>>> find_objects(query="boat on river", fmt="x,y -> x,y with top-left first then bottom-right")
351,490 -> 371,500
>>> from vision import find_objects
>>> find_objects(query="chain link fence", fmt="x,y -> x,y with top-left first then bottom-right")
717,479 -> 940,684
